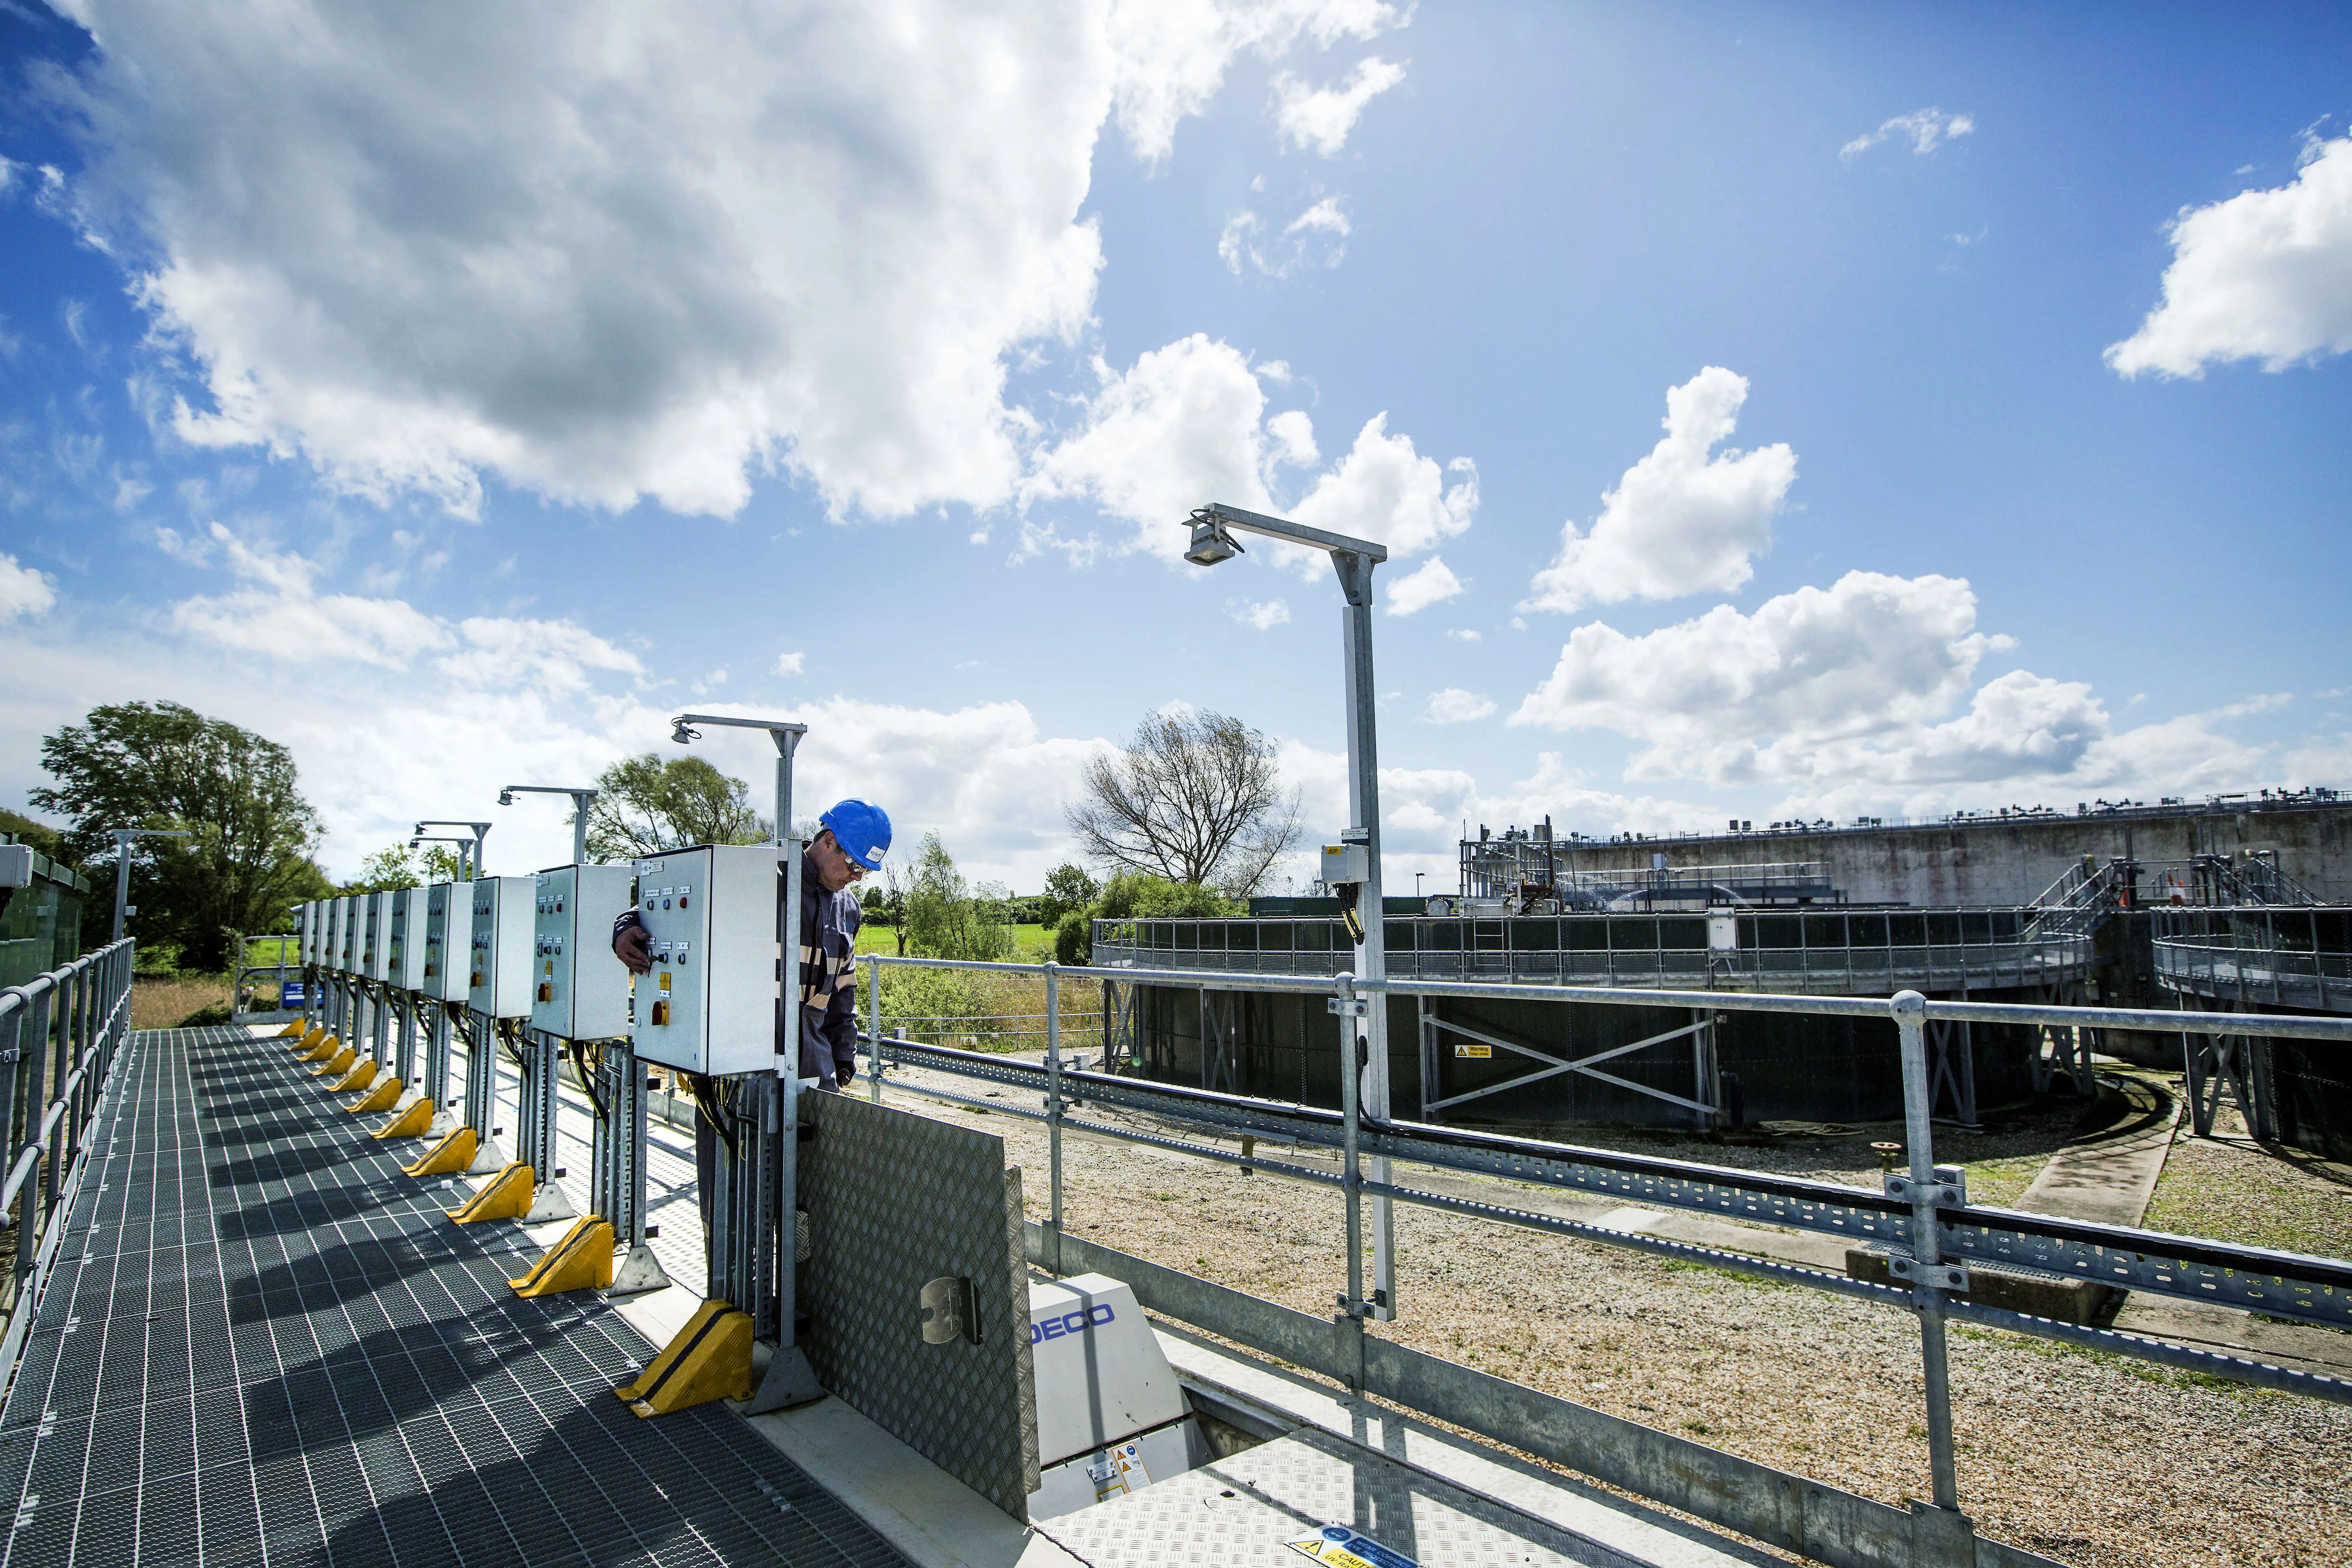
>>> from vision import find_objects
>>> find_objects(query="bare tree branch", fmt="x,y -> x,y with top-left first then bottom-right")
1064,709 -> 1302,897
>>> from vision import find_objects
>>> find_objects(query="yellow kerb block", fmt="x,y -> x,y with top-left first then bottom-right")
373,1099 -> 434,1140
329,1059 -> 378,1093
509,1216 -> 615,1298
345,1077 -> 400,1114
290,1025 -> 329,1051
299,1033 -> 339,1060
312,1045 -> 356,1076
403,1126 -> 476,1177
446,1161 -> 535,1225
274,1020 -> 306,1038
615,1300 -> 754,1417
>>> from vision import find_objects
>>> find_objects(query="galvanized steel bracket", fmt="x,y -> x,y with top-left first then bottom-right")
1889,1255 -> 1970,1292
1327,998 -> 1370,1018
1884,1166 -> 1968,1208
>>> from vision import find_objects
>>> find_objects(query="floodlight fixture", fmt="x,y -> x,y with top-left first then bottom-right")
1184,510 -> 1243,567
670,721 -> 700,745
415,819 -> 492,876
497,789 -> 515,806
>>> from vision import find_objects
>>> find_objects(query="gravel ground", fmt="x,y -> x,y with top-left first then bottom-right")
879,1066 -> 2351,1568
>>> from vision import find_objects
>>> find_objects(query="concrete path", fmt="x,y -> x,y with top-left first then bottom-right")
2012,1073 -> 2179,1227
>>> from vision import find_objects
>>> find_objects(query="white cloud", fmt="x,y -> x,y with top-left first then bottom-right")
1508,568 -> 2287,815
1383,556 -> 1462,616
1231,598 -> 1291,629
1023,337 -> 1474,566
1292,433 -> 1476,566
47,2 -> 1151,522
1840,107 -> 1975,162
775,650 -> 806,677
1523,367 -> 1795,613
1444,628 -> 1479,642
0,554 -> 58,620
1514,571 -> 1998,781
2105,135 -> 2352,378
1219,196 -> 1352,278
1423,688 -> 1494,724
1107,0 -> 1407,163
1273,56 -> 1407,157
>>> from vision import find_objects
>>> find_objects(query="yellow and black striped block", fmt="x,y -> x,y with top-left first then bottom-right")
509,1216 -> 615,1298
615,1300 -> 753,1417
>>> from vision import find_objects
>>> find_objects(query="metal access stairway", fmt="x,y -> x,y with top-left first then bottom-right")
0,1023 -> 908,1567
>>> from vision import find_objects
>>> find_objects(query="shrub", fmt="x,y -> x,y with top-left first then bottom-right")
1054,910 -> 1090,966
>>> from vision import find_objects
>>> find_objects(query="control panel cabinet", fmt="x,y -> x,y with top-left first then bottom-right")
468,876 -> 537,1019
628,845 -> 779,1076
324,897 -> 346,973
298,901 -> 317,968
384,888 -> 427,991
360,891 -> 390,982
530,865 -> 636,1041
421,884 -> 467,1002
339,895 -> 360,972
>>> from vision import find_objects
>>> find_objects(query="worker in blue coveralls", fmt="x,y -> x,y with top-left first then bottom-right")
610,799 -> 891,1250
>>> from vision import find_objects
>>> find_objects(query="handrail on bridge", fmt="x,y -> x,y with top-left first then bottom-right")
852,950 -> 2351,1565
0,939 -> 138,1401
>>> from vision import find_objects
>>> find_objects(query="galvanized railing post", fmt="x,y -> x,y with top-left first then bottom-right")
22,984 -> 51,1258
1893,989 -> 1972,1562
1044,960 -> 1063,1275
865,955 -> 882,1104
1334,973 -> 1365,1318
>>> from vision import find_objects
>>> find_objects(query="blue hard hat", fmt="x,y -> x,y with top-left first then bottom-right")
820,799 -> 892,869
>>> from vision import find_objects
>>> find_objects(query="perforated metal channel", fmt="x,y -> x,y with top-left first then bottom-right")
0,1025 -> 910,1568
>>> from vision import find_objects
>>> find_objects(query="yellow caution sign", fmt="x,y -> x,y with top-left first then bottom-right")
403,1125 -> 477,1177
345,1077 -> 401,1114
329,1059 -> 378,1093
510,1216 -> 615,1298
373,1099 -> 434,1140
446,1162 -> 536,1224
616,1300 -> 754,1417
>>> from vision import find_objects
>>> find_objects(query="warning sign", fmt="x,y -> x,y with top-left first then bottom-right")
1452,1042 -> 1491,1058
1287,1524 -> 1419,1568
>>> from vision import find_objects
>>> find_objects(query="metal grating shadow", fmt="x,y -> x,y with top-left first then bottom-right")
0,1024 -> 912,1568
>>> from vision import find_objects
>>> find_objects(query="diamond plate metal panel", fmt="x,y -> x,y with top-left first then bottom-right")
801,1092 -> 1039,1519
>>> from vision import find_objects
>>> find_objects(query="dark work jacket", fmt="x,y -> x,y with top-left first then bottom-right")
613,849 -> 862,1085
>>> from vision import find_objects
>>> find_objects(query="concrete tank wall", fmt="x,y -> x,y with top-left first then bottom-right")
1553,802 -> 2352,906
1119,982 -> 2039,1129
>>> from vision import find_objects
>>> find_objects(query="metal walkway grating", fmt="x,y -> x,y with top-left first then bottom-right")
0,1025 -> 912,1567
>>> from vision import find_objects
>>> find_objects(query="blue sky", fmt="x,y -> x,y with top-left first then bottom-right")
2,1 -> 2348,889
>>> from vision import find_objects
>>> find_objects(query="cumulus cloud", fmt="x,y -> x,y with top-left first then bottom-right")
0,554 -> 58,620
1383,556 -> 1461,616
1024,336 -> 1475,566
1840,107 -> 1975,162
1273,56 -> 1407,157
1106,0 -> 1407,163
52,2 -> 1413,525
2105,135 -> 2352,378
1231,598 -> 1291,629
1422,688 -> 1494,724
1508,569 -> 2288,815
775,651 -> 806,678
1523,368 -> 1794,613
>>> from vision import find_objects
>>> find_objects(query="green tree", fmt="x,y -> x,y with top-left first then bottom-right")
1036,862 -> 1097,928
1094,869 -> 1241,919
583,753 -> 771,861
0,807 -> 64,859
903,834 -> 1014,963
345,844 -> 421,892
32,701 -> 326,970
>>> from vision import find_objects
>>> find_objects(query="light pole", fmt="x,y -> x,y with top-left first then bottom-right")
1181,501 -> 1396,1321
107,827 -> 193,942
415,820 -> 492,878
668,713 -> 806,851
410,835 -> 478,881
498,784 -> 600,866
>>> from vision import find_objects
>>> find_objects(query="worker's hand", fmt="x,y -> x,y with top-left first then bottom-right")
836,1065 -> 856,1090
614,923 -> 652,976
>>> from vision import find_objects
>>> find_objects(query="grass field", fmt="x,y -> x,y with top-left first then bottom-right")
854,922 -> 1057,962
